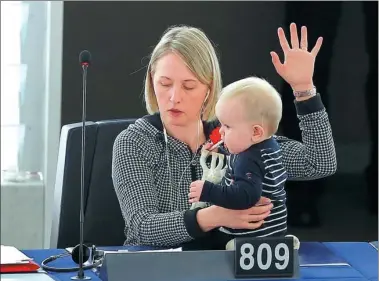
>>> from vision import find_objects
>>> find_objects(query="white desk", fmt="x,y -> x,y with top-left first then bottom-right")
1,273 -> 54,281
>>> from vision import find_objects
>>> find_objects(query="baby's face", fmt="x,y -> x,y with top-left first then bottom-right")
216,99 -> 259,154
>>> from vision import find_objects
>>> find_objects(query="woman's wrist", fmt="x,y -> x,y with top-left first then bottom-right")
196,206 -> 220,232
291,82 -> 314,92
292,83 -> 316,102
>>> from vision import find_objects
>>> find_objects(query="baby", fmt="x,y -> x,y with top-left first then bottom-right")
189,76 -> 288,248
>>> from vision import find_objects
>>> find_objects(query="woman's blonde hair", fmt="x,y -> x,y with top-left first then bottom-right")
144,25 -> 222,121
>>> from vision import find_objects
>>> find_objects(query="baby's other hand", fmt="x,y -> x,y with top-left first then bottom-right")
203,142 -> 219,152
188,180 -> 205,203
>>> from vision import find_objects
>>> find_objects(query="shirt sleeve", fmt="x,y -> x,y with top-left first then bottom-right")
275,93 -> 337,180
199,152 -> 264,210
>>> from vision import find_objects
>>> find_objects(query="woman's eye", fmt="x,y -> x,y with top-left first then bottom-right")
160,83 -> 171,87
184,86 -> 195,90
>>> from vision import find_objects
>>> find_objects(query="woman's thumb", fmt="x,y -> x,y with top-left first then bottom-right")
270,51 -> 283,74
258,196 -> 271,205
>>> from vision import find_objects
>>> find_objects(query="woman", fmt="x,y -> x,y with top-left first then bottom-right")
112,23 -> 337,249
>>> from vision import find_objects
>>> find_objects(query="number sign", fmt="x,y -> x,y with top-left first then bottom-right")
234,237 -> 295,278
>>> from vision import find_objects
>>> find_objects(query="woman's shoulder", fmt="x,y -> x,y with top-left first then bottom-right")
114,114 -> 165,153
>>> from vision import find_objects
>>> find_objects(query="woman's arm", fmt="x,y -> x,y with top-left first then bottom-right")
270,23 -> 337,180
112,130 -> 205,247
275,93 -> 337,180
196,200 -> 273,233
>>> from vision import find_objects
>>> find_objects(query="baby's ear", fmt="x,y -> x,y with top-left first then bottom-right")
251,125 -> 265,142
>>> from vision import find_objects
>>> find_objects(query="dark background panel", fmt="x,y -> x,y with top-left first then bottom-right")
61,1 -> 378,242
61,1 -> 286,125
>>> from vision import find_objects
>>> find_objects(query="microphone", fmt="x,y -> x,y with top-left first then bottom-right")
41,50 -> 101,275
72,50 -> 92,281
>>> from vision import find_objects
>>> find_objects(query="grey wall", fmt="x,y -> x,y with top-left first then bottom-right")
20,1 -> 48,173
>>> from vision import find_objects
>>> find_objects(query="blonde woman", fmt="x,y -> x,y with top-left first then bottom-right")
112,23 -> 337,249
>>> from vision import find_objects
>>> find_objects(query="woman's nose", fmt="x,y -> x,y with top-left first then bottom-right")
169,87 -> 183,103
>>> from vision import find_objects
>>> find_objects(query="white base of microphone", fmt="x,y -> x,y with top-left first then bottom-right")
71,275 -> 91,280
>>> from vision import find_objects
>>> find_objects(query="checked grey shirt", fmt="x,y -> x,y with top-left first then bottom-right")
112,93 -> 337,247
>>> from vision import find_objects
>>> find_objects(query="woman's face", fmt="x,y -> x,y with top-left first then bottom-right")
152,52 -> 209,127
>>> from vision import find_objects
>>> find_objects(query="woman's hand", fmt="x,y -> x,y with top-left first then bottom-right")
270,23 -> 323,92
196,197 -> 273,232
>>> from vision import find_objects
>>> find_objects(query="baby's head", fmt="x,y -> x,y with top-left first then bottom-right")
215,77 -> 282,154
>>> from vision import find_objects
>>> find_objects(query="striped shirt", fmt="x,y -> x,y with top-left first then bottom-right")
201,137 -> 288,237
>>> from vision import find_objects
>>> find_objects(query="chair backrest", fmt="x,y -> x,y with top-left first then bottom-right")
50,119 -> 136,248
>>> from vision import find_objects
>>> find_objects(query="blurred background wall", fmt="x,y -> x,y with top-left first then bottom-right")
60,1 -> 378,241
1,1 -> 377,248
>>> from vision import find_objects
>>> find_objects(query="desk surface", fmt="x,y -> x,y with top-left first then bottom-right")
2,242 -> 377,281
0,273 -> 55,281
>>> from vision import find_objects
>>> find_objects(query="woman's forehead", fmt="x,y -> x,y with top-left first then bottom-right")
154,53 -> 198,81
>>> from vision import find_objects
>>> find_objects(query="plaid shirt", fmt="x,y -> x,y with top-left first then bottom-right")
112,93 -> 337,247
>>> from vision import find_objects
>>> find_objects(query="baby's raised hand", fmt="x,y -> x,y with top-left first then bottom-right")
188,180 -> 205,203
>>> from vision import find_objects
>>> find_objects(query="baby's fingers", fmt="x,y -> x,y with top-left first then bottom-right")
188,197 -> 199,203
203,142 -> 213,150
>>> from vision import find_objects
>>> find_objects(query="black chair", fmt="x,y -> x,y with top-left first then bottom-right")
50,119 -> 136,249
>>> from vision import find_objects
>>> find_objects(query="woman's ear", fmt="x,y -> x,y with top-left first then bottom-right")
205,90 -> 210,102
251,125 -> 265,143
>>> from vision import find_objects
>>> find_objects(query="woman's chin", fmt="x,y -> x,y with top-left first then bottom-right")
163,113 -> 187,126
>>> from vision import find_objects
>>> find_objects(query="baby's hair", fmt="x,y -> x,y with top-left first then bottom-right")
217,77 -> 283,135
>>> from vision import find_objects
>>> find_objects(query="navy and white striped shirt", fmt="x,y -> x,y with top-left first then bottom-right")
200,137 -> 288,237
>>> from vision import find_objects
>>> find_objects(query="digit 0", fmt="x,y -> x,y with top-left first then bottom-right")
257,243 -> 272,270
239,243 -> 254,270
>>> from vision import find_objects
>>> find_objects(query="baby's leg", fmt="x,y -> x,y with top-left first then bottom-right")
225,238 -> 236,250
285,234 -> 301,250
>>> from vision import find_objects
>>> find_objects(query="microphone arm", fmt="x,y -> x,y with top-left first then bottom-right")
79,64 -> 87,280
39,50 -> 96,277
72,50 -> 92,281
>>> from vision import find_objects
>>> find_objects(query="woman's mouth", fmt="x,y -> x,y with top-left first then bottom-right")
168,109 -> 183,117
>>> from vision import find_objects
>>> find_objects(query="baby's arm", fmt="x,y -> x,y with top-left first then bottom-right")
199,153 -> 265,210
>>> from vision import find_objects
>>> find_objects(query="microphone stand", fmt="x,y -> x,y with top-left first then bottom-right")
71,62 -> 91,280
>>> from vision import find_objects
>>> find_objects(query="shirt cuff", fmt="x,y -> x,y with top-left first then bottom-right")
199,180 -> 213,202
183,208 -> 209,239
294,93 -> 325,115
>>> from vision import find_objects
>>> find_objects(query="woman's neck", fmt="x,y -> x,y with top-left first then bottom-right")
164,120 -> 206,153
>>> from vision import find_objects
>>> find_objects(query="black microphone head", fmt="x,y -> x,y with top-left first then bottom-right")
79,50 -> 91,66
